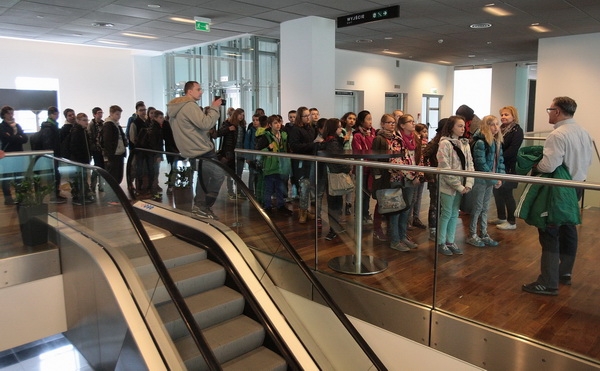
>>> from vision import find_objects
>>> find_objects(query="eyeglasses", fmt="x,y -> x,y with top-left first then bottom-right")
546,108 -> 558,113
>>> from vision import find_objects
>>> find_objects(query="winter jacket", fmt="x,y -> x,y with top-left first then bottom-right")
515,146 -> 581,229
471,130 -> 505,186
352,126 -> 376,152
244,125 -> 258,161
87,118 -> 104,153
370,130 -> 394,191
37,119 -> 61,155
288,124 -> 316,180
0,121 -> 27,152
103,118 -> 127,157
167,96 -> 220,158
67,124 -> 91,164
256,129 -> 290,176
319,135 -> 351,174
437,136 -> 474,196
216,120 -> 244,165
501,123 -> 524,176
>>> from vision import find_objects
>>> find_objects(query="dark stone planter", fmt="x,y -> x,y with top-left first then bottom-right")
17,203 -> 49,246
172,187 -> 194,211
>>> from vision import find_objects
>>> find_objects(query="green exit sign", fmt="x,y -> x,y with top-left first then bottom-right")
195,21 -> 210,32
194,17 -> 211,32
337,5 -> 400,28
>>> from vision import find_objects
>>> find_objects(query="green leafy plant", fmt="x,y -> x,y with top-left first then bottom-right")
12,176 -> 53,206
165,165 -> 192,188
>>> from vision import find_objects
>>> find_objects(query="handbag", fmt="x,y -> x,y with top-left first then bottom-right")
376,188 -> 407,214
327,172 -> 354,196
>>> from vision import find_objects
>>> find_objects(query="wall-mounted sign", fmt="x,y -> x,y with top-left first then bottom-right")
337,5 -> 400,28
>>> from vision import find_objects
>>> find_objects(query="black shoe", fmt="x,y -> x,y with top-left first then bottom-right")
522,282 -> 558,296
325,229 -> 337,241
278,206 -> 293,216
412,218 -> 427,229
559,275 -> 572,285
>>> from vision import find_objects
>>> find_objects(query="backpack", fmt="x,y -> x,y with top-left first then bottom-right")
136,124 -> 152,149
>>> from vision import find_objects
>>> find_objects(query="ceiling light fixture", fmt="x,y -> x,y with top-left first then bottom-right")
438,60 -> 452,64
530,23 -> 550,33
97,40 -> 127,46
147,4 -> 161,8
170,17 -> 196,24
384,37 -> 393,40
356,39 -> 373,43
92,22 -> 114,28
122,32 -> 157,39
470,23 -> 492,29
483,4 -> 512,16
382,50 -> 402,55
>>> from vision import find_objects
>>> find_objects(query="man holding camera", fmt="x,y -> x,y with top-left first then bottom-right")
168,81 -> 224,219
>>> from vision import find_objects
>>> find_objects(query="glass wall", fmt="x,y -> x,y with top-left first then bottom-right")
164,36 -> 280,116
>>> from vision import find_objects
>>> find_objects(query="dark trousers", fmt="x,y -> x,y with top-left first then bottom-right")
536,188 -> 582,289
493,184 -> 516,223
194,154 -> 225,208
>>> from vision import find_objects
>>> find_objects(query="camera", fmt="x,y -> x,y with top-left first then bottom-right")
215,89 -> 227,106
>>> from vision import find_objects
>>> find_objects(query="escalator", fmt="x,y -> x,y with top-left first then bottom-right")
55,201 -> 312,370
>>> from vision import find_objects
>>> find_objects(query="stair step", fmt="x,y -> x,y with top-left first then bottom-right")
131,236 -> 207,275
140,259 -> 225,304
158,286 -> 245,339
176,315 -> 266,370
222,346 -> 287,371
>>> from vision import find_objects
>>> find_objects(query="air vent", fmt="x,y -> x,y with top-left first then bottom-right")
347,81 -> 355,86
355,39 -> 373,43
394,84 -> 401,89
92,22 -> 114,28
470,23 -> 492,29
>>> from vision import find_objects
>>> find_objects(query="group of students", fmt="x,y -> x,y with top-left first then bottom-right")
222,104 -> 524,252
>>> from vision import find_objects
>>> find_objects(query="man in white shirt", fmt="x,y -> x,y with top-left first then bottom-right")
522,96 -> 593,295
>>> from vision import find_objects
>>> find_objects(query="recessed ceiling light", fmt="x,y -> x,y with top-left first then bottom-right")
530,23 -> 551,33
483,5 -> 512,16
384,37 -> 393,40
92,22 -> 114,28
383,50 -> 402,55
122,32 -> 157,39
97,40 -> 127,46
487,41 -> 493,45
470,23 -> 492,29
356,39 -> 373,43
147,4 -> 161,8
468,54 -> 476,58
170,17 -> 196,24
36,15 -> 44,19
438,60 -> 452,64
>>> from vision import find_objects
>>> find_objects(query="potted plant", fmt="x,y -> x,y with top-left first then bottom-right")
12,175 -> 53,246
165,162 -> 193,210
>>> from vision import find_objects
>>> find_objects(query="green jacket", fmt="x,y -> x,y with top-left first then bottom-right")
515,146 -> 580,229
256,130 -> 291,176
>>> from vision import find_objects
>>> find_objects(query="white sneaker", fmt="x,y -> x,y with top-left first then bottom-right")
497,222 -> 516,230
491,219 -> 507,225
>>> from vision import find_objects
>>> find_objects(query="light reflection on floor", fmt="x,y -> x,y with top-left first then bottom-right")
0,334 -> 93,371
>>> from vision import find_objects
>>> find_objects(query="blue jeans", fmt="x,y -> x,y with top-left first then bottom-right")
263,174 -> 285,208
469,182 -> 493,236
438,192 -> 462,244
194,153 -> 225,208
389,184 -> 415,244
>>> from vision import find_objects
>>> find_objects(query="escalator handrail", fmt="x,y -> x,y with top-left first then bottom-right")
35,154 -> 223,371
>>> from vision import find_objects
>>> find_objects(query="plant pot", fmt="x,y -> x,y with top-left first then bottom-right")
17,203 -> 49,246
172,187 -> 194,211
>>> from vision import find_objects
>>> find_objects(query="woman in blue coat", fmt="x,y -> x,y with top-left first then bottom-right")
466,115 -> 505,247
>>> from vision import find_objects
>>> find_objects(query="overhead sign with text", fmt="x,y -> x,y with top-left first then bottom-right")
337,5 -> 400,28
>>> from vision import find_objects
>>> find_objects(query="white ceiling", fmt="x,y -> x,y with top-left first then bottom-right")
1,0 -> 600,66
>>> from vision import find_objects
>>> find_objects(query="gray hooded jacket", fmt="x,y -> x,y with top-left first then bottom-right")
167,96 -> 220,158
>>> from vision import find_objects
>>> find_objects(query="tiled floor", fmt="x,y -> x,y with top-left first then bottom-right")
0,334 -> 93,371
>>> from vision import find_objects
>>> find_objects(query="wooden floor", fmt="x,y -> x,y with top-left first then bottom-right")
2,179 -> 600,364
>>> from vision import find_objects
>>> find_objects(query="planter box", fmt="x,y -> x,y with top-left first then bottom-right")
17,204 -> 49,246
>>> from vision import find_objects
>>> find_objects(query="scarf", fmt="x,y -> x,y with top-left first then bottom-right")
501,121 -> 516,136
401,131 -> 416,150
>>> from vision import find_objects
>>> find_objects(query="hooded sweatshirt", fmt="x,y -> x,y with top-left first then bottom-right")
167,96 -> 220,158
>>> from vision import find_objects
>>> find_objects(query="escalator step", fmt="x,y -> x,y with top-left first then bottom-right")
222,346 -> 287,371
176,315 -> 265,369
158,286 -> 245,339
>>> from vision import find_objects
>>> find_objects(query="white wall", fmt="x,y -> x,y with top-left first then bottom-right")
0,38 -> 160,122
536,33 -> 600,141
334,49 -> 453,122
